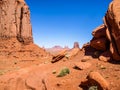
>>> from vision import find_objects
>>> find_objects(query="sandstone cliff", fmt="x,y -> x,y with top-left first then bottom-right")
90,0 -> 120,61
0,0 -> 33,44
0,0 -> 50,60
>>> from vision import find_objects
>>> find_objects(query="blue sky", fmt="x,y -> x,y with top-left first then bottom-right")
25,0 -> 112,48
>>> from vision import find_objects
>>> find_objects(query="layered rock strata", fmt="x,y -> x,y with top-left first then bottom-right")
0,0 -> 50,60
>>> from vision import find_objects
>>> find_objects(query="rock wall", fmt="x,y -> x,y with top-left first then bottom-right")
0,0 -> 51,60
90,0 -> 120,61
0,0 -> 33,44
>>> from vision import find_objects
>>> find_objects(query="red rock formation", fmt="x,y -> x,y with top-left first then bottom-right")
90,24 -> 109,51
0,0 -> 50,60
73,42 -> 80,48
92,24 -> 106,38
0,0 -> 33,44
90,0 -> 120,61
90,37 -> 108,51
104,0 -> 120,60
80,72 -> 109,90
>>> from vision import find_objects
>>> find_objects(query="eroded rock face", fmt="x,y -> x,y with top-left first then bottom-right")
90,0 -> 120,61
104,0 -> 120,60
92,24 -> 106,38
90,37 -> 108,51
0,0 -> 50,60
0,0 -> 33,44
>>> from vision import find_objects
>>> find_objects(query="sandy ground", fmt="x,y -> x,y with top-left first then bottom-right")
0,51 -> 120,90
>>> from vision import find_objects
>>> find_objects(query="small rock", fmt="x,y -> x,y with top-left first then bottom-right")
52,70 -> 57,74
100,65 -> 106,70
81,56 -> 92,62
99,51 -> 111,62
99,56 -> 110,62
51,55 -> 65,63
74,62 -> 91,70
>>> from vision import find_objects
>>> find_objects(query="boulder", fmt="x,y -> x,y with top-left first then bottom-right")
81,56 -> 92,62
66,48 -> 80,59
74,62 -> 91,70
51,48 -> 80,63
87,72 -> 109,90
90,38 -> 108,51
92,24 -> 106,38
51,49 -> 68,63
80,72 -> 109,90
51,54 -> 65,63
99,51 -> 112,62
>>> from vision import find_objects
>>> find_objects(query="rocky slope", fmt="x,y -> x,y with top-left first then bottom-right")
1,50 -> 120,90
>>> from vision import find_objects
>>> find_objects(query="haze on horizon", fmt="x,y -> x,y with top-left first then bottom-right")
26,0 -> 112,48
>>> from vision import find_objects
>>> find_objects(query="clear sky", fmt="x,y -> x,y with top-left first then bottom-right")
25,0 -> 112,48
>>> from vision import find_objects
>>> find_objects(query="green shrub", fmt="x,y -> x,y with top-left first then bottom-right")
94,51 -> 100,58
88,86 -> 98,90
57,67 -> 70,77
